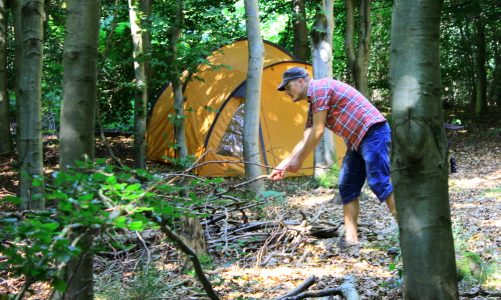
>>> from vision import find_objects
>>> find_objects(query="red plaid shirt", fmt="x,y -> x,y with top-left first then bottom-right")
305,78 -> 386,150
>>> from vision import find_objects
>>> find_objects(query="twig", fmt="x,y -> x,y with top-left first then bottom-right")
135,231 -> 151,268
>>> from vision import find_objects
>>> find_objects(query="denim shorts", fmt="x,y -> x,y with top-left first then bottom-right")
338,122 -> 393,205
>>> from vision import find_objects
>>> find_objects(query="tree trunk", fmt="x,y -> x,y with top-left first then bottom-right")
493,30 -> 501,107
311,0 -> 335,178
473,0 -> 487,115
167,0 -> 187,159
356,0 -> 371,97
0,0 -> 12,156
344,0 -> 356,84
59,1 -> 100,299
18,0 -> 44,210
128,0 -> 149,169
292,0 -> 309,61
389,0 -> 459,299
243,0 -> 264,193
344,0 -> 371,97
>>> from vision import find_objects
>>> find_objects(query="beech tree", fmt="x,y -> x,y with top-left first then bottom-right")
292,0 -> 308,61
58,0 -> 100,298
17,0 -> 45,210
243,0 -> 264,192
167,0 -> 188,160
311,0 -> 335,178
390,0 -> 459,298
0,0 -> 11,156
344,0 -> 371,97
128,0 -> 150,169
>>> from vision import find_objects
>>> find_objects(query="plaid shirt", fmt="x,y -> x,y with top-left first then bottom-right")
305,78 -> 386,150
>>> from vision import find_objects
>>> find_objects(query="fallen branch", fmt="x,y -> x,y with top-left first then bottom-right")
277,276 -> 359,300
276,275 -> 317,299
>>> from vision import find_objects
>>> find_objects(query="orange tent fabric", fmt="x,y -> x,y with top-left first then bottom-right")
146,40 -> 346,176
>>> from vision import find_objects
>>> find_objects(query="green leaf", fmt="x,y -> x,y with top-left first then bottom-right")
53,278 -> 68,292
113,216 -> 127,229
2,195 -> 21,205
128,220 -> 144,231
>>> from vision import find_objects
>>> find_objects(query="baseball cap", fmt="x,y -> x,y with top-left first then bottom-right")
277,67 -> 309,91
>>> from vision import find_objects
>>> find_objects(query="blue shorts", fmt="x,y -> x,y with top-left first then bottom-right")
338,122 -> 393,205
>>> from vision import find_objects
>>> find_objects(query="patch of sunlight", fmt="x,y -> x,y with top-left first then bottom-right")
484,186 -> 501,199
450,174 -> 501,190
289,194 -> 333,207
479,219 -> 501,228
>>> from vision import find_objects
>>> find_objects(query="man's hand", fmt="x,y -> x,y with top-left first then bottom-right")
268,168 -> 285,181
268,157 -> 303,181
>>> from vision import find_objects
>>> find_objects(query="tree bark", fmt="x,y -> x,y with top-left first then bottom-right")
243,0 -> 264,193
344,0 -> 371,97
493,30 -> 501,107
0,0 -> 12,156
128,0 -> 149,169
18,0 -> 44,210
292,0 -> 309,61
356,0 -> 371,97
389,0 -> 459,299
58,1 -> 100,299
311,0 -> 335,178
473,0 -> 487,115
167,0 -> 187,159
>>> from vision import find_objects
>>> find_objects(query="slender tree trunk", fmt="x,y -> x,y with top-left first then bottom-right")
243,0 -> 264,192
389,0 -> 459,298
139,0 -> 152,102
473,0 -> 487,115
344,0 -> 356,84
311,0 -> 335,178
18,0 -> 44,210
292,0 -> 309,61
356,0 -> 371,97
0,0 -> 12,156
493,30 -> 501,107
344,0 -> 371,97
128,0 -> 149,169
167,0 -> 187,159
59,1 -> 100,299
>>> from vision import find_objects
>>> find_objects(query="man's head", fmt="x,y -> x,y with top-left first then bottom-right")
277,67 -> 310,102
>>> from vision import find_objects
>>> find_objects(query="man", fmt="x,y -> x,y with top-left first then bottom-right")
269,67 -> 396,246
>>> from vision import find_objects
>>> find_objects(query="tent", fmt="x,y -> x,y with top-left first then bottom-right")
146,39 -> 346,177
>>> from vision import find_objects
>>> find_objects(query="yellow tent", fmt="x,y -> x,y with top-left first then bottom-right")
146,39 -> 346,176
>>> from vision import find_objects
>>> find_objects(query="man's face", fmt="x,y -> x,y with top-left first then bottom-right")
285,78 -> 305,102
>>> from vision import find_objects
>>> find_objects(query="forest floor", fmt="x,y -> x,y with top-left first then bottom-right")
0,110 -> 500,299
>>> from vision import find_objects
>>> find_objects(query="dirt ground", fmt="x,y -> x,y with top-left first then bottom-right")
0,116 -> 500,299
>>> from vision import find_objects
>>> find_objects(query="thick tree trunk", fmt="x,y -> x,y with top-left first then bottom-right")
389,0 -> 459,299
292,0 -> 309,61
18,0 -> 44,210
243,0 -> 264,192
0,0 -> 12,156
311,0 -> 335,178
128,0 -> 149,169
473,0 -> 487,115
167,0 -> 187,159
59,1 -> 100,299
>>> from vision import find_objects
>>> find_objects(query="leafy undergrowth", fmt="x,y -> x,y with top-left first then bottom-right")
0,122 -> 500,299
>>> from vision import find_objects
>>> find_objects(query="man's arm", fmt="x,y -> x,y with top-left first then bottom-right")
269,110 -> 327,180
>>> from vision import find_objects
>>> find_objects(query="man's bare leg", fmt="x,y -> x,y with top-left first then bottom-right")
385,192 -> 397,218
343,198 -> 360,244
